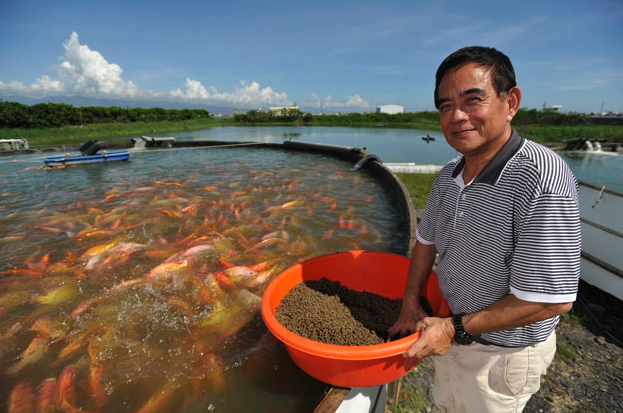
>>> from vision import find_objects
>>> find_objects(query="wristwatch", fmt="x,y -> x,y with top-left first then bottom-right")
452,314 -> 473,345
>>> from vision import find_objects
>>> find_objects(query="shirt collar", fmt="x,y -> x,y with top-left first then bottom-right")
451,129 -> 525,185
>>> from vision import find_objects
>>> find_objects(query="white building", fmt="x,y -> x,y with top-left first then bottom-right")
269,103 -> 299,116
375,105 -> 404,115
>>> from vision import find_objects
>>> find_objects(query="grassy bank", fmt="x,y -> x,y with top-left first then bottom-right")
0,118 -> 235,147
516,124 -> 623,144
394,172 -> 437,209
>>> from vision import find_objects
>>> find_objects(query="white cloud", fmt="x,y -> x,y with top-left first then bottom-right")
0,32 -> 294,108
0,32 -> 371,111
57,32 -> 142,98
310,93 -> 370,110
167,79 -> 289,106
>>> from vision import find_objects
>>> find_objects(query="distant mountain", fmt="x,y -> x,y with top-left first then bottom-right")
1,95 -> 248,115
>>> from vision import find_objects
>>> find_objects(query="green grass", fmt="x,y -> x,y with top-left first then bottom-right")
555,339 -> 578,362
0,118 -> 235,147
394,172 -> 437,209
516,124 -> 623,144
396,370 -> 430,413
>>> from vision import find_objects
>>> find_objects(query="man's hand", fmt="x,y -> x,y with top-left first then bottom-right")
387,298 -> 429,342
403,316 -> 454,359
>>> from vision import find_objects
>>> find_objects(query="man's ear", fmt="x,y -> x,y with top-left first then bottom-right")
507,87 -> 522,121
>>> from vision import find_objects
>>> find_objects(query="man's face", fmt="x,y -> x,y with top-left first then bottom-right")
437,62 -> 514,158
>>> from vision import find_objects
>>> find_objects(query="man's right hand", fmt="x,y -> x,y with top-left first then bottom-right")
387,297 -> 429,341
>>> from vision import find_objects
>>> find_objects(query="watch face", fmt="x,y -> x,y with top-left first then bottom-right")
455,332 -> 473,345
453,315 -> 473,345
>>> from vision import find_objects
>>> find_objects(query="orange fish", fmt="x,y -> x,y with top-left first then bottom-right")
36,378 -> 57,413
88,363 -> 107,408
7,336 -> 49,375
191,353 -> 225,395
213,271 -> 235,292
218,257 -> 235,269
56,365 -> 81,413
8,381 -> 35,413
146,260 -> 188,279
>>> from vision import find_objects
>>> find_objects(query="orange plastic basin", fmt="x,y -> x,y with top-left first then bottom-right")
261,250 -> 451,388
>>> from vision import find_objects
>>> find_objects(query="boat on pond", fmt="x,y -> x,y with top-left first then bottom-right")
43,139 -> 130,166
43,150 -> 130,166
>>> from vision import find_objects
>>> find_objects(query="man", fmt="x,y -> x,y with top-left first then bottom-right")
388,46 -> 581,412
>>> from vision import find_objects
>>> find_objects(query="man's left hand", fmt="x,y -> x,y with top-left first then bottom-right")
403,316 -> 455,359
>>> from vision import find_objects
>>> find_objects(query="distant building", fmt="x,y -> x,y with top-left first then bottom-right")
269,103 -> 299,116
376,105 -> 404,115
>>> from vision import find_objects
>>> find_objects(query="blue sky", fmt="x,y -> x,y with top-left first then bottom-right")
1,0 -> 622,113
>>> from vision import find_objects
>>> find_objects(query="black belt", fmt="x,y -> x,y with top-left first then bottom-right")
472,335 -> 526,348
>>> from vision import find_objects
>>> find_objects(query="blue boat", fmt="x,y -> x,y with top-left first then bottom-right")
43,150 -> 130,166
43,140 -> 130,166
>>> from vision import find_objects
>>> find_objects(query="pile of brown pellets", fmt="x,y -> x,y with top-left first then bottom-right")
275,278 -> 402,346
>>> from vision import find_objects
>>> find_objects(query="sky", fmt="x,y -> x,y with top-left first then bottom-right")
1,0 -> 622,114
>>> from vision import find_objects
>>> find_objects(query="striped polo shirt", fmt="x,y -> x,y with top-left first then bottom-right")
416,130 -> 581,347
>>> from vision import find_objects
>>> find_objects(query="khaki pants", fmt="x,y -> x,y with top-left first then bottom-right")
432,332 -> 556,413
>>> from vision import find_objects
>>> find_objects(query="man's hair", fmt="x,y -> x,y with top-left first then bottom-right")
434,46 -> 516,109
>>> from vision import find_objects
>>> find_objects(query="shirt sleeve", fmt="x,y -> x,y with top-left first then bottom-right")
510,193 -> 581,303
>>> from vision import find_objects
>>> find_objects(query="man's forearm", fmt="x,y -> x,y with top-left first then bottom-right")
462,294 -> 573,336
403,241 -> 437,302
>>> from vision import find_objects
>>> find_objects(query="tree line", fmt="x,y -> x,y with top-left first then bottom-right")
0,100 -> 599,129
0,101 -> 212,129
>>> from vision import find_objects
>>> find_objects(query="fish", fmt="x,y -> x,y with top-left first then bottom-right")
81,241 -> 119,259
213,271 -> 236,292
224,266 -> 258,285
191,353 -> 225,395
56,365 -> 82,413
34,284 -> 78,306
36,378 -> 58,413
87,363 -> 107,408
146,260 -> 189,280
281,197 -> 304,209
8,381 -> 35,413
7,336 -> 50,374
134,384 -> 189,413
31,316 -> 67,339
164,244 -> 214,263
250,237 -> 285,251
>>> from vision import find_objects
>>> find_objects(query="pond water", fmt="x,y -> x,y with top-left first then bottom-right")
0,147 -> 407,412
151,126 -> 623,191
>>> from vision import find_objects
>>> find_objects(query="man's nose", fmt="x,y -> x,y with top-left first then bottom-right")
448,106 -> 469,123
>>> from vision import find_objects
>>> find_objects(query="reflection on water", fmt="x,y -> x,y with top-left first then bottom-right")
0,147 -> 406,412
559,150 -> 623,191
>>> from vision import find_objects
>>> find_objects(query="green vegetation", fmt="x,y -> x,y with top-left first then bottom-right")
0,101 -> 213,128
396,370 -> 429,413
0,118 -> 233,147
1,101 -> 622,148
394,172 -> 437,209
555,339 -> 578,362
